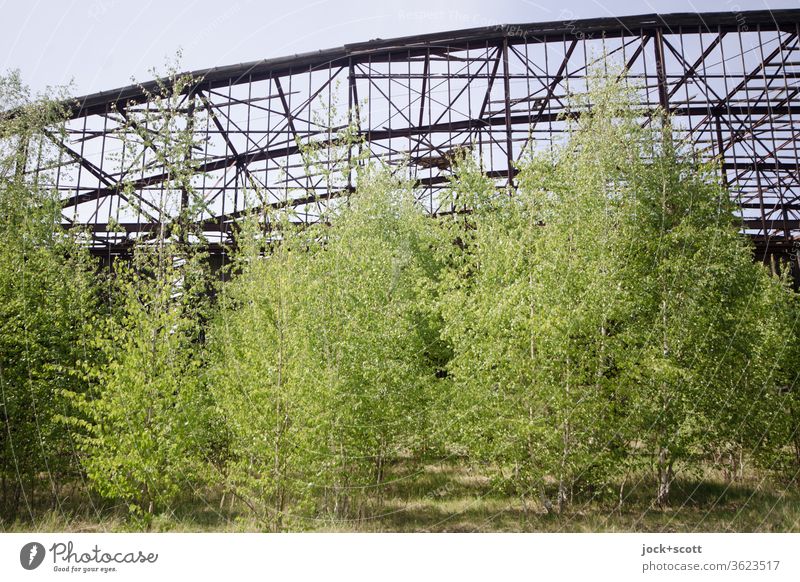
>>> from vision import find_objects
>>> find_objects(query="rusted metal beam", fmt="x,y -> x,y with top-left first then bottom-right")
24,10 -> 800,256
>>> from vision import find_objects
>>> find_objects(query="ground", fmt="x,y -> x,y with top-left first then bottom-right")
4,459 -> 799,532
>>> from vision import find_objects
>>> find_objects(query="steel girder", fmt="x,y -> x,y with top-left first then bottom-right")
24,9 -> 800,262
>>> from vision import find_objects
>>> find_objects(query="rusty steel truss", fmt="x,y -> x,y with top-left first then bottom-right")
28,9 -> 800,266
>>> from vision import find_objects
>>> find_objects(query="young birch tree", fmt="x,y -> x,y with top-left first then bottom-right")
0,73 -> 100,524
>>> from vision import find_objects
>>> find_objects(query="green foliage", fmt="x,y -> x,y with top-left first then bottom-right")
439,81 -> 642,508
439,72 -> 800,509
80,247 -> 214,517
299,165 -> 446,503
208,151 -> 448,527
0,73 -> 101,523
745,275 -> 800,480
2,64 -> 799,530
75,65 -> 222,521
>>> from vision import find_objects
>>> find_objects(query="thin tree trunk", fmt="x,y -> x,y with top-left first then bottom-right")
273,260 -> 287,532
656,447 -> 673,508
558,413 -> 570,513
737,447 -> 744,481
656,288 -> 674,509
11,481 -> 20,523
28,468 -> 35,516
794,432 -> 800,474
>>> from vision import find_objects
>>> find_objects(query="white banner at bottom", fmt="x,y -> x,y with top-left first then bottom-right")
1,533 -> 797,581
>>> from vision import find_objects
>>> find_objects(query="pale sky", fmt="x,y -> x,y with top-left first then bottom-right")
1,0 -> 797,97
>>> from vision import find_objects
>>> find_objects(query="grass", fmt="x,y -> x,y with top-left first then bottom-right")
3,459 -> 799,532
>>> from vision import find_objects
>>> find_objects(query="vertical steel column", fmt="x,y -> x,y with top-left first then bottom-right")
502,35 -> 514,187
653,27 -> 670,112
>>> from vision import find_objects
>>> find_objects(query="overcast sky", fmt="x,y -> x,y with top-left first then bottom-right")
1,0 -> 797,97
